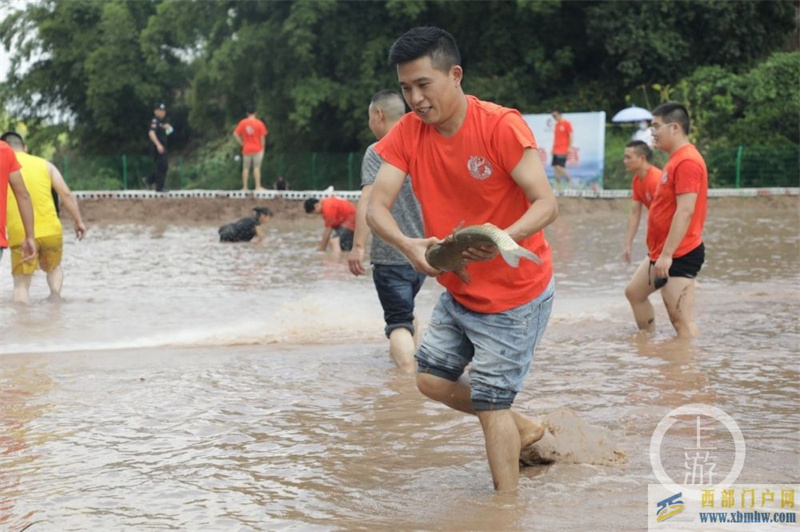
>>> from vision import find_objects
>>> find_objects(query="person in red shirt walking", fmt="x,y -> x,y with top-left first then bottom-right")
233,106 -> 269,191
551,108 -> 573,190
625,103 -> 707,338
621,140 -> 661,264
368,27 -> 558,491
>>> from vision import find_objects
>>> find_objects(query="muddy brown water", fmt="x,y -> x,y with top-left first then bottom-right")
1,197 -> 797,530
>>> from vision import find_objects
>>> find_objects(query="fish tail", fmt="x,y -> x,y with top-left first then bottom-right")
454,267 -> 472,284
499,246 -> 542,267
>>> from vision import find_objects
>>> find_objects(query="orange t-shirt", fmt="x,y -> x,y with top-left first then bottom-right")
375,95 -> 553,313
646,144 -> 708,259
321,197 -> 356,231
552,119 -> 572,156
0,141 -> 22,248
234,117 -> 268,155
631,165 -> 661,209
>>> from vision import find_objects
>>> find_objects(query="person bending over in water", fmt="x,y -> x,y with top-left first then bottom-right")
219,207 -> 273,244
304,196 -> 356,252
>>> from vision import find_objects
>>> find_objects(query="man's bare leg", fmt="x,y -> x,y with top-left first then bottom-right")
553,169 -> 564,191
12,275 -> 32,304
417,373 -> 544,446
388,328 -> 416,374
254,167 -> 266,191
661,276 -> 699,338
46,265 -> 64,300
241,166 -> 250,191
625,258 -> 657,332
554,166 -> 572,189
477,409 -> 520,491
516,410 -> 545,447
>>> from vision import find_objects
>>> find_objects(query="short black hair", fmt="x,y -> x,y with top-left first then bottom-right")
253,206 -> 273,218
652,102 -> 690,135
246,105 -> 256,115
388,26 -> 461,72
552,107 -> 561,114
304,198 -> 319,214
625,140 -> 653,162
0,131 -> 24,149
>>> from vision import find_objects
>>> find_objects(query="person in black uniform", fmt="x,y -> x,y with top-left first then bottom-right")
218,207 -> 273,243
143,103 -> 172,192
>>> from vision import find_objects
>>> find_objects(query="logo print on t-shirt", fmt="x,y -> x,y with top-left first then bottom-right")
661,170 -> 668,184
245,126 -> 254,135
467,156 -> 493,180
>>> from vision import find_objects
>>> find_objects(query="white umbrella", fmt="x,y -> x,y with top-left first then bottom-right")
611,105 -> 653,123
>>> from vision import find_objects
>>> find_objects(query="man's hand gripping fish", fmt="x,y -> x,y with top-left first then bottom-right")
424,223 -> 542,284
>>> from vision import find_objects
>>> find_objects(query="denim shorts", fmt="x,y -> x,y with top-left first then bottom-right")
416,277 -> 555,411
372,263 -> 427,337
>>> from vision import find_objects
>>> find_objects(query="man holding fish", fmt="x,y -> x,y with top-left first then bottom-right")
367,26 -> 558,491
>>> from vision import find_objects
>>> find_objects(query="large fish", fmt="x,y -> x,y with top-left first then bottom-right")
425,223 -> 542,284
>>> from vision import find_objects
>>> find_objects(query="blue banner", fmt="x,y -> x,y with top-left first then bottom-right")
522,112 -> 606,190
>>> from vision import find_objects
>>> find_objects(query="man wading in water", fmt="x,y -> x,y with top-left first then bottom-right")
367,27 -> 558,491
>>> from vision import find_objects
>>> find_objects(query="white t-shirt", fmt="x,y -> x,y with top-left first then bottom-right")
632,127 -> 654,147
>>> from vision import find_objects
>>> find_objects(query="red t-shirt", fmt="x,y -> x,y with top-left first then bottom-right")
0,141 -> 22,248
552,119 -> 573,156
375,95 -> 553,313
631,165 -> 661,209
647,144 -> 708,259
321,197 -> 356,231
234,117 -> 268,155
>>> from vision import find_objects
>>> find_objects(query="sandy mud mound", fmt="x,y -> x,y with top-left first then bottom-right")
520,407 -> 626,466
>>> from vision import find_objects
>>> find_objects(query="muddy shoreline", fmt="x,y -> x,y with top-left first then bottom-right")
74,195 -> 799,227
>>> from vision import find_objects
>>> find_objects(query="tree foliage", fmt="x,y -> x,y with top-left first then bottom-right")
1,0 -> 188,153
642,51 -> 800,150
1,0 -> 795,156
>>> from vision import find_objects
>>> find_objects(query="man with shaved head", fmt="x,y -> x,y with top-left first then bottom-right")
348,90 -> 426,374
